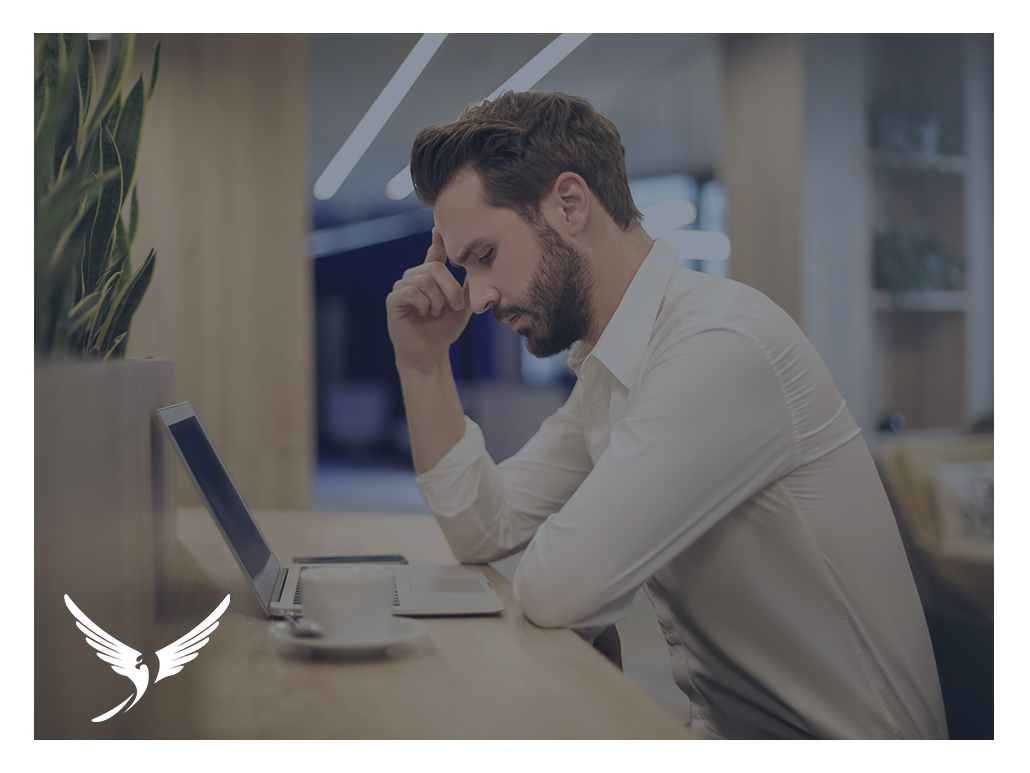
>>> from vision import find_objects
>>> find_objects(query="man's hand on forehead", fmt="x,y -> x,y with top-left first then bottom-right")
426,228 -> 447,264
386,226 -> 472,370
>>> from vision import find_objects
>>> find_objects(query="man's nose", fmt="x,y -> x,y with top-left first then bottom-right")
467,277 -> 500,315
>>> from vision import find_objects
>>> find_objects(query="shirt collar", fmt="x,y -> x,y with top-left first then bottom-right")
567,238 -> 679,388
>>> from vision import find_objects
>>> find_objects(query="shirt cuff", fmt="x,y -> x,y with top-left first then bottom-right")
414,416 -> 486,517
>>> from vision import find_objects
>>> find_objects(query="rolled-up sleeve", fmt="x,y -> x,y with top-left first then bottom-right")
416,383 -> 594,565
419,326 -> 800,631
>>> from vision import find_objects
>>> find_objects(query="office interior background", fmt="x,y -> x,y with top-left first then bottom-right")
116,33 -> 993,719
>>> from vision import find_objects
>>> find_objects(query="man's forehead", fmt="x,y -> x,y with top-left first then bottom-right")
433,172 -> 496,265
433,228 -> 488,268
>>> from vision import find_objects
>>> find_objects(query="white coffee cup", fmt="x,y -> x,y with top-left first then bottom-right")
300,564 -> 395,642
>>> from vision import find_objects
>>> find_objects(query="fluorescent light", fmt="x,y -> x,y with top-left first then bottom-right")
640,199 -> 698,233
386,166 -> 416,201
664,230 -> 731,262
386,33 -> 592,201
484,32 -> 591,100
314,33 -> 448,201
309,208 -> 435,257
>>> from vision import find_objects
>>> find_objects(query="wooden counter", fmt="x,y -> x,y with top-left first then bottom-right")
138,506 -> 699,739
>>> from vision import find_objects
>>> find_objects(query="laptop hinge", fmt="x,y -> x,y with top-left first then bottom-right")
273,567 -> 289,604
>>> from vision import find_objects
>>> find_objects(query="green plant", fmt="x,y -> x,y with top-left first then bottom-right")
35,34 -> 160,360
873,222 -> 965,304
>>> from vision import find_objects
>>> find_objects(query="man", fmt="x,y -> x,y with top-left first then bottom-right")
385,91 -> 946,739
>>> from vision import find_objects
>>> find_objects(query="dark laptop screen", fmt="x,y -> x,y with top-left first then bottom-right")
165,414 -> 275,581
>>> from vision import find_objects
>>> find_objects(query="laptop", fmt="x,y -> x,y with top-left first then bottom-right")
157,401 -> 504,617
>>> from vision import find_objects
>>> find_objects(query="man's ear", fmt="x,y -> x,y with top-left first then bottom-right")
551,172 -> 590,237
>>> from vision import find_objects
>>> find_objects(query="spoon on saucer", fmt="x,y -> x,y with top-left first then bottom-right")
283,610 -> 323,637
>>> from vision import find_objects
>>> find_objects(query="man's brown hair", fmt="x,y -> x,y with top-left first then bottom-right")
410,91 -> 643,230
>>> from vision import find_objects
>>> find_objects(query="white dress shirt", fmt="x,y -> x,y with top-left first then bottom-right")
416,239 -> 947,739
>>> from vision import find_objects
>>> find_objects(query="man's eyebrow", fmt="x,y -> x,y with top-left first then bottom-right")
449,239 -> 489,267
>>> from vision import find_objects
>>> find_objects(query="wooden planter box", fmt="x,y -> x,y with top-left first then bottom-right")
35,357 -> 176,738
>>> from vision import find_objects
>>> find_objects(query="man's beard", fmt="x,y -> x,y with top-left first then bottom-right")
492,220 -> 594,358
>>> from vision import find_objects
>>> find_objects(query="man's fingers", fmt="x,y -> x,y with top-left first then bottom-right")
411,272 -> 449,315
419,259 -> 465,312
391,264 -> 464,316
425,227 -> 447,265
416,230 -> 464,311
390,277 -> 441,317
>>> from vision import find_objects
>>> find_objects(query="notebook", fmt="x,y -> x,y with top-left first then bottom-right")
157,401 -> 504,617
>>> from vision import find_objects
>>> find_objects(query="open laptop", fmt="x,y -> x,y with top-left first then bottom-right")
157,401 -> 504,617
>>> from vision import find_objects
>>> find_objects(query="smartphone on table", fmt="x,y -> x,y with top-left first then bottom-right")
292,554 -> 408,564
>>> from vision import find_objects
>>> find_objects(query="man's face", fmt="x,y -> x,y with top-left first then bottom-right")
501,218 -> 593,357
433,169 -> 594,358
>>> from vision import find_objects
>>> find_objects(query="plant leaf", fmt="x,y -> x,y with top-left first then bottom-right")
37,172 -> 102,327
34,35 -> 61,191
73,34 -> 95,153
87,33 -> 134,140
39,33 -> 64,94
102,248 -> 156,354
112,215 -> 130,269
39,166 -> 111,275
44,271 -> 76,358
68,35 -> 85,148
104,93 -> 122,135
50,36 -> 84,183
34,70 -> 49,142
34,34 -> 51,82
53,144 -> 73,190
84,269 -> 122,356
147,40 -> 161,104
103,332 -> 128,362
85,125 -> 123,294
81,37 -> 95,129
114,76 -> 145,208
68,290 -> 102,337
33,34 -> 57,140
128,186 -> 139,247
35,32 -> 159,361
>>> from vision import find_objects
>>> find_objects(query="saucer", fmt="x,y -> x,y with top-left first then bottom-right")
270,617 -> 428,656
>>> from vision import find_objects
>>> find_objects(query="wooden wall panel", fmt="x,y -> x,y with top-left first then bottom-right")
721,34 -> 804,325
123,34 -> 313,509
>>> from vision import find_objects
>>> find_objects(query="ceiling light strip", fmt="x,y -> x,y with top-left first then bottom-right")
315,33 -> 448,201
386,33 -> 592,201
484,32 -> 591,100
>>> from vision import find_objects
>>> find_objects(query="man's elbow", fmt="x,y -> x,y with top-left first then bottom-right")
448,536 -> 517,566
448,542 -> 489,565
514,573 -> 587,628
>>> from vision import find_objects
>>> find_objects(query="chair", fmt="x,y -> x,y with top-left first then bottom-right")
876,435 -> 994,616
923,606 -> 994,739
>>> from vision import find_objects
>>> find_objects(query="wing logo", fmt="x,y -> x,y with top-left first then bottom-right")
64,593 -> 231,722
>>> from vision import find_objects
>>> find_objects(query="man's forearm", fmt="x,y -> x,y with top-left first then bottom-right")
397,355 -> 467,474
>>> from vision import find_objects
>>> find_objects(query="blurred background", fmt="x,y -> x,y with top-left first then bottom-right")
114,33 -> 993,719
118,32 -> 995,512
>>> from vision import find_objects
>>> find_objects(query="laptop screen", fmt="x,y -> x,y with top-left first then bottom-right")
159,403 -> 282,607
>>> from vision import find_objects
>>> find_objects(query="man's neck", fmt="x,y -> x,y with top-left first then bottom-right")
581,222 -> 655,347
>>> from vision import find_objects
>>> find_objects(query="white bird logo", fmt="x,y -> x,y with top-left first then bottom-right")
64,593 -> 230,722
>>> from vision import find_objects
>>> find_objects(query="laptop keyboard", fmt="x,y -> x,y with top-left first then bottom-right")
294,573 -> 401,606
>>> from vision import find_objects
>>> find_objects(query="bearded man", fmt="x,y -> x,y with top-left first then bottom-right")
385,90 -> 946,740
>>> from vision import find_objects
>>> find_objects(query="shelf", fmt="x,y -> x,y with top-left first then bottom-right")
868,149 -> 968,176
873,290 -> 968,312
